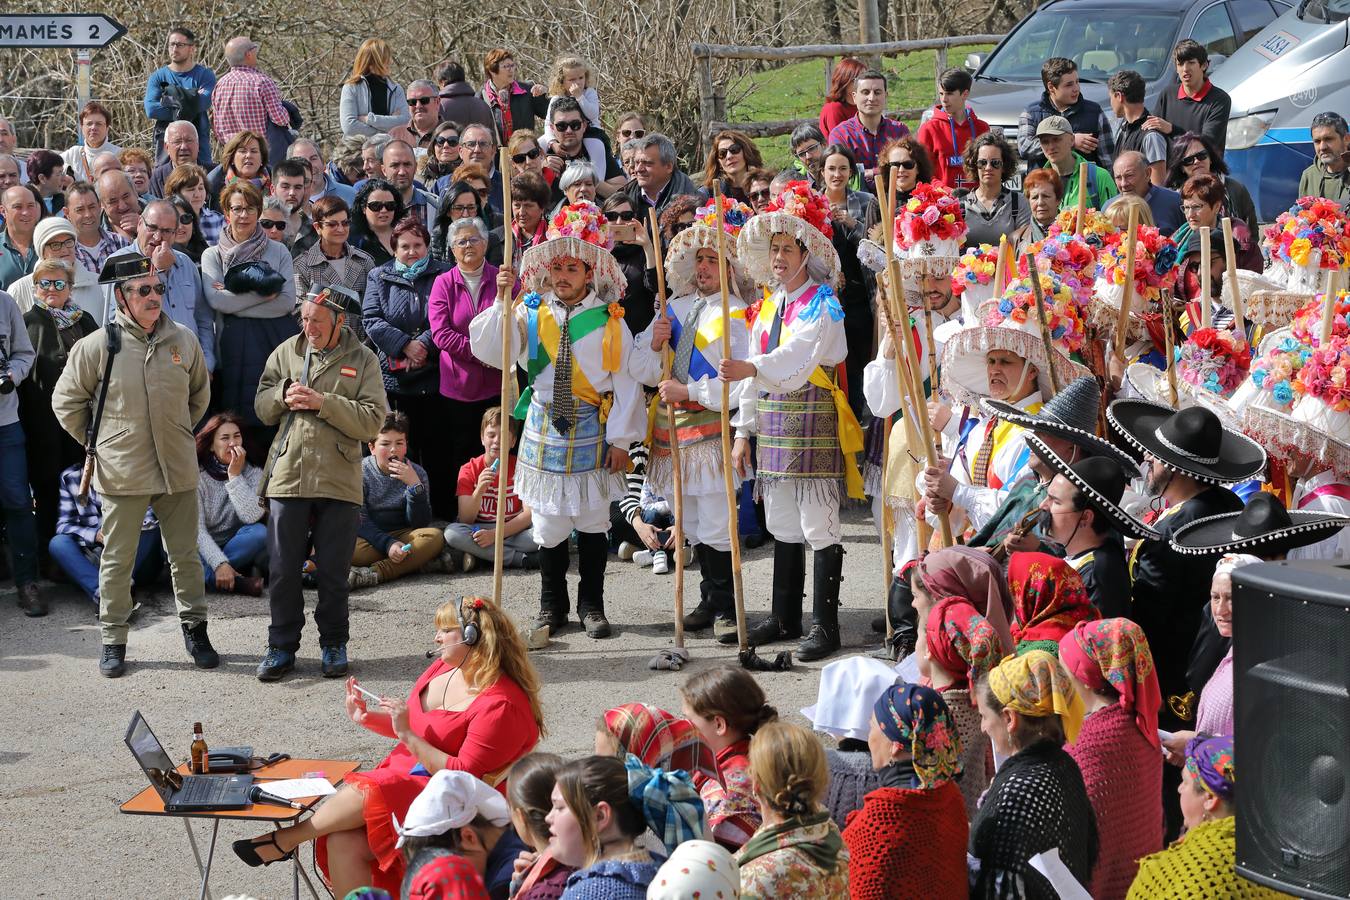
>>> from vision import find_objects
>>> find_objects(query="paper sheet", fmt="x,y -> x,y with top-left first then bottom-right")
259,778 -> 336,800
894,652 -> 922,683
1029,848 -> 1092,900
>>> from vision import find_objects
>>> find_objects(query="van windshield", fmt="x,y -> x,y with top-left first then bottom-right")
982,10 -> 1183,82
1299,0 -> 1350,23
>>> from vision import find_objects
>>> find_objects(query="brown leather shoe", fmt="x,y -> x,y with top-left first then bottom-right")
232,576 -> 265,597
18,583 -> 47,617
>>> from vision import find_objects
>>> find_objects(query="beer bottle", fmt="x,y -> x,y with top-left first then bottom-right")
190,722 -> 209,774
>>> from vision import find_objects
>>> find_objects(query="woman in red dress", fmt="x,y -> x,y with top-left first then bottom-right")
232,596 -> 545,897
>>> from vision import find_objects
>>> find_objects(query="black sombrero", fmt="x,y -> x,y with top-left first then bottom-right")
1028,435 -> 1158,541
980,376 -> 1136,469
1107,399 -> 1266,485
1170,491 -> 1350,556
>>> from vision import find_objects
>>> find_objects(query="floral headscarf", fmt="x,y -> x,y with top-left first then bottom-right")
987,649 -> 1086,743
603,703 -> 720,786
624,755 -> 708,855
1007,552 -> 1100,653
1059,618 -> 1163,748
404,854 -> 490,900
872,683 -> 963,789
1185,734 -> 1236,802
917,546 -> 1015,653
925,595 -> 1006,699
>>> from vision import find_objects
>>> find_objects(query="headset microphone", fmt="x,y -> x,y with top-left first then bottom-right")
425,637 -> 466,658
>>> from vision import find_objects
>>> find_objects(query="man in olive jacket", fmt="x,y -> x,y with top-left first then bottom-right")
254,288 -> 385,682
52,258 -> 213,678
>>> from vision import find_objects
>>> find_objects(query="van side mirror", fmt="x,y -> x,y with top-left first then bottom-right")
965,52 -> 984,72
1207,52 -> 1228,70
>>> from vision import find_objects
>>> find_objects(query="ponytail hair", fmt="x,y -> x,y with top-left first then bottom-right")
680,666 -> 779,738
506,752 -> 565,847
555,755 -> 647,867
748,721 -> 828,819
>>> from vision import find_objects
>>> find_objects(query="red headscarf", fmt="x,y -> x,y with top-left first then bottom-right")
924,596 -> 1006,699
406,853 -> 491,900
603,703 -> 720,787
1059,618 -> 1163,749
916,546 -> 1015,653
1007,552 -> 1100,650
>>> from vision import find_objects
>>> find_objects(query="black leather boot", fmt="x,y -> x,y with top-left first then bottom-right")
700,546 -> 740,644
575,532 -> 612,638
747,540 -> 805,645
534,540 -> 571,632
796,544 -> 844,662
682,544 -> 717,631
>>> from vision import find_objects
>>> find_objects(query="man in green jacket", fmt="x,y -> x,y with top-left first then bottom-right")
253,287 -> 385,682
52,254 -> 214,678
1038,115 -> 1118,212
1297,111 -> 1350,205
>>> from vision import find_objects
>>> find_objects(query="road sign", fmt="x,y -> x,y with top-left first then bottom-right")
0,14 -> 127,49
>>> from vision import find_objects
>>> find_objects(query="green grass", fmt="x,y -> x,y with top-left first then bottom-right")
732,47 -> 994,169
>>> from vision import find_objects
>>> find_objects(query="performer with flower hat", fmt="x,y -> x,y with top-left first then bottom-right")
718,181 -> 862,662
629,197 -> 753,643
469,201 -> 643,640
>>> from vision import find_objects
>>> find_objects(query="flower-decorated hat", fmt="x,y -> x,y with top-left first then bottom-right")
950,243 -> 1001,319
893,182 -> 968,277
663,196 -> 753,296
941,271 -> 1092,407
1016,232 -> 1100,307
1262,196 -> 1350,293
519,201 -> 626,301
736,180 -> 841,288
1170,491 -> 1350,556
1049,207 -> 1119,249
1090,224 -> 1180,343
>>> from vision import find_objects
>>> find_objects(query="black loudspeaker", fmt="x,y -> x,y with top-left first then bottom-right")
1233,561 -> 1350,900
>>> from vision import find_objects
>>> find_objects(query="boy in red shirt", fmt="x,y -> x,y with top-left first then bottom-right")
917,67 -> 989,191
443,407 -> 537,571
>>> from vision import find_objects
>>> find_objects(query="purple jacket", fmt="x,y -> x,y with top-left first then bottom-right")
427,263 -> 516,402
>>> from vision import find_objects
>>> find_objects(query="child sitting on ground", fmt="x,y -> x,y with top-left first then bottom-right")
613,441 -> 691,575
48,462 -> 163,608
349,412 -> 446,589
445,407 -> 537,572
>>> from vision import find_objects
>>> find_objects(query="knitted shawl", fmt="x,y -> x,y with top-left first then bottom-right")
942,687 -> 992,820
1067,703 -> 1164,900
841,780 -> 969,900
969,739 -> 1099,900
1126,816 -> 1295,899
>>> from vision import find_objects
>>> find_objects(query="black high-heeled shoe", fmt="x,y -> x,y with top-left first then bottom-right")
233,832 -> 295,868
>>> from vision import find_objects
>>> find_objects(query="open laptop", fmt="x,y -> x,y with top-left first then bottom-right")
125,711 -> 254,812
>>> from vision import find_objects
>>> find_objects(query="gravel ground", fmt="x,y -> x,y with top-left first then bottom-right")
0,504 -> 888,899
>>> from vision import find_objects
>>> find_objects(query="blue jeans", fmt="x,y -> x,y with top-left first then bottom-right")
0,421 -> 39,586
202,522 -> 269,588
47,528 -> 165,604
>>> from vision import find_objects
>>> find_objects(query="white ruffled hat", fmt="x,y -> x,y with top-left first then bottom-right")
736,181 -> 840,288
519,201 -> 627,302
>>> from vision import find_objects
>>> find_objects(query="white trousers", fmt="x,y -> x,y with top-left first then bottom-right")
681,492 -> 734,552
763,480 -> 841,550
532,505 -> 611,548
872,493 -> 919,576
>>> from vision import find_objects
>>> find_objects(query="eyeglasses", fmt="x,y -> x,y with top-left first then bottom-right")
605,209 -> 638,222
976,158 -> 1004,169
452,237 -> 486,248
433,135 -> 460,148
793,142 -> 821,160
142,223 -> 178,237
717,145 -> 744,159
408,96 -> 436,106
37,279 -> 69,291
321,218 -> 351,228
365,201 -> 397,213
167,41 -> 194,48
554,119 -> 585,132
619,128 -> 646,139
1181,150 -> 1209,166
227,206 -> 256,215
45,237 -> 76,251
462,140 -> 490,150
128,283 -> 167,298
1181,203 -> 1209,215
471,186 -> 490,198
670,220 -> 693,235
749,189 -> 770,202
512,148 -> 542,165
259,219 -> 286,231
450,203 -> 479,215
882,159 -> 917,172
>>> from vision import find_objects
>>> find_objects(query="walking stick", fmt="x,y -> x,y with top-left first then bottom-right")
1163,290 -> 1179,407
1221,217 -> 1247,338
1075,161 -> 1088,234
1321,269 -> 1341,347
492,148 -> 514,607
648,208 -> 687,656
1025,253 -> 1062,396
712,189 -> 748,651
1199,225 -> 1213,329
874,282 -> 896,639
1113,205 -> 1140,363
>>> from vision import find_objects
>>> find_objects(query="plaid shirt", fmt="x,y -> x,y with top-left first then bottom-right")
198,207 -> 225,246
826,115 -> 911,185
210,65 -> 290,144
75,229 -> 129,275
55,466 -> 157,550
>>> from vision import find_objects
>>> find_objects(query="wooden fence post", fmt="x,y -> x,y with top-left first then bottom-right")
824,56 -> 834,93
697,51 -> 716,156
935,43 -> 948,84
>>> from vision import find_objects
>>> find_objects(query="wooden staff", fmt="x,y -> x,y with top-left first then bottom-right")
1113,205 -> 1140,363
492,148 -> 514,606
648,208 -> 687,650
993,234 -> 1008,295
1322,269 -> 1341,346
1221,217 -> 1247,337
875,284 -> 896,639
712,188 -> 748,650
1075,161 -> 1088,234
1024,254 -> 1061,396
1163,291 -> 1179,407
1199,225 -> 1213,329
922,293 -> 940,396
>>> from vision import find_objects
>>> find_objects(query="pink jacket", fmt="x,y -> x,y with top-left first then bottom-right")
427,263 -> 516,402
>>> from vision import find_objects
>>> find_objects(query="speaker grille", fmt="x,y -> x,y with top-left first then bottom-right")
1234,567 -> 1350,899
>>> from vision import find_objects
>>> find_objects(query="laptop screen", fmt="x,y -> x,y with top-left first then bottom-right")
125,711 -> 179,802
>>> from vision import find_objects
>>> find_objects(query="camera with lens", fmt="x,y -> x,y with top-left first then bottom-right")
0,337 -> 14,395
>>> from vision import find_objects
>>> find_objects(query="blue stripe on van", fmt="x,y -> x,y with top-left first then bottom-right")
1226,137 -> 1314,222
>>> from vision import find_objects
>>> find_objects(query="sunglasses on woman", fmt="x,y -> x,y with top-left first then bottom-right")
259,219 -> 286,231
619,128 -> 645,139
717,145 -> 743,159
881,159 -> 917,173
37,279 -> 68,291
129,283 -> 167,297
670,220 -> 692,236
365,201 -> 397,213
433,135 -> 460,148
177,212 -> 195,224
512,148 -> 542,165
976,158 -> 1003,169
1181,150 -> 1210,166
749,188 -> 770,203
605,209 -> 638,222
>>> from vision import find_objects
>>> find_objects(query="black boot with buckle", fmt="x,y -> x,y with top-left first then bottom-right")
681,544 -> 717,631
797,544 -> 844,662
534,540 -> 572,634
747,540 -> 805,645
575,531 -> 612,638
871,574 -> 919,661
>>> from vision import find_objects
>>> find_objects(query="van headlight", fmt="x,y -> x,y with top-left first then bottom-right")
1227,113 -> 1274,150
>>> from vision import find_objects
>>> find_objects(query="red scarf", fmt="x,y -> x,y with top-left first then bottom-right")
1008,552 -> 1100,648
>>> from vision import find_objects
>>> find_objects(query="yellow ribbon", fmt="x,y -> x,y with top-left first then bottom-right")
808,366 -> 865,500
602,303 -> 625,372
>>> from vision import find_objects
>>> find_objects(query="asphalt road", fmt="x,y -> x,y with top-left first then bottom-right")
0,504 -> 888,899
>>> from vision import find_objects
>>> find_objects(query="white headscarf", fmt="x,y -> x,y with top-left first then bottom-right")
392,770 -> 510,848
647,839 -> 739,899
801,656 -> 902,742
1213,552 -> 1262,581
